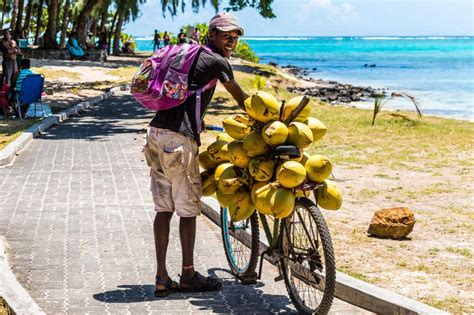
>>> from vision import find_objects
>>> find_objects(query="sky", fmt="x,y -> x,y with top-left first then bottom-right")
125,0 -> 474,37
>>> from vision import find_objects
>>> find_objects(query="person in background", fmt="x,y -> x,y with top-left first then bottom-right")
97,32 -> 109,51
85,32 -> 95,50
146,12 -> 247,296
66,32 -> 85,59
190,27 -> 201,44
177,29 -> 186,45
153,30 -> 161,51
1,29 -> 21,85
11,58 -> 36,116
163,31 -> 170,46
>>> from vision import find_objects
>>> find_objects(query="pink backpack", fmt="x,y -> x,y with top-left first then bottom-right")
131,44 -> 217,132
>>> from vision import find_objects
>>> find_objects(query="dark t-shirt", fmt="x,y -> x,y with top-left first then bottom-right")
149,48 -> 234,146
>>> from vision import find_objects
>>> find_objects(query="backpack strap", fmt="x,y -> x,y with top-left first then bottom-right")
195,78 -> 218,133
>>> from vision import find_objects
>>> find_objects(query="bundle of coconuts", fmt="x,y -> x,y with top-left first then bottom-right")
199,91 -> 343,222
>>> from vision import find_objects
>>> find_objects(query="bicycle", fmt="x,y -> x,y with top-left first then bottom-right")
220,145 -> 336,314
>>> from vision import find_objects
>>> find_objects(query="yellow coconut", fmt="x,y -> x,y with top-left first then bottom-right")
233,113 -> 255,127
281,95 -> 312,122
295,190 -> 311,198
201,171 -> 216,196
270,188 -> 296,219
243,131 -> 270,157
222,116 -> 251,140
245,91 -> 281,123
216,189 -> 234,208
249,157 -> 274,182
262,121 -> 289,146
207,140 -> 230,163
228,190 -> 255,222
253,183 -> 274,215
251,181 -> 269,204
216,132 -> 234,143
277,161 -> 307,188
305,117 -> 327,142
213,163 -> 235,182
199,151 -> 219,171
218,166 -> 243,194
316,180 -> 342,210
305,154 -> 332,183
287,122 -> 314,149
227,141 -> 251,169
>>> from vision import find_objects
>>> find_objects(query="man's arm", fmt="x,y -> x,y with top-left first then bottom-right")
223,79 -> 249,111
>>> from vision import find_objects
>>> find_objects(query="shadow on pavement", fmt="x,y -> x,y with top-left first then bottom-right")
41,94 -> 153,141
93,268 -> 296,313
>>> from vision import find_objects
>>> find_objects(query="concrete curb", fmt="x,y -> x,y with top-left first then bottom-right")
200,196 -> 449,315
0,83 -> 130,167
0,237 -> 45,315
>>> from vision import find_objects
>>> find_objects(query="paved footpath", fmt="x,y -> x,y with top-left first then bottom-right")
0,92 -> 369,314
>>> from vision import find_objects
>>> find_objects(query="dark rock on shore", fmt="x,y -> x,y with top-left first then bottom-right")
287,82 -> 382,104
277,63 -> 385,104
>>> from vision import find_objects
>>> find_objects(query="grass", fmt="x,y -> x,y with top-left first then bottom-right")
31,67 -> 82,81
421,295 -> 467,314
446,247 -> 472,257
0,119 -> 41,150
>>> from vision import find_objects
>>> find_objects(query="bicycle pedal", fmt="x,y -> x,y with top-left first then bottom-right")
274,274 -> 284,282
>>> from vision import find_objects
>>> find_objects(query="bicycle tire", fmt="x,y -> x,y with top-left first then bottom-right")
280,197 -> 336,314
220,207 -> 260,281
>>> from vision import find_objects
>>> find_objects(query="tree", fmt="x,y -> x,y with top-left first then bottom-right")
42,0 -> 60,48
23,0 -> 34,38
112,0 -> 144,55
59,0 -> 71,48
75,0 -> 101,45
226,0 -> 275,18
34,0 -> 45,45
15,0 -> 25,33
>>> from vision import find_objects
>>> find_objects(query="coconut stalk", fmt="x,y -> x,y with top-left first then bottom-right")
283,95 -> 310,125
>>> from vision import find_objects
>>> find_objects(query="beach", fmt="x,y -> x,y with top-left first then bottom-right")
1,52 -> 473,313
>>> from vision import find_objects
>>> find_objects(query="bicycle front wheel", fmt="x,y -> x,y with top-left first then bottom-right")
220,207 -> 260,282
280,197 -> 336,314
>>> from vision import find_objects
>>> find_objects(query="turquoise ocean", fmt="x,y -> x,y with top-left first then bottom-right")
135,36 -> 474,121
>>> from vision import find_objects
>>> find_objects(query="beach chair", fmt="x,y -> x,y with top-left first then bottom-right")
15,74 -> 45,119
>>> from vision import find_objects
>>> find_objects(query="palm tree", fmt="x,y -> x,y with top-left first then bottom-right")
59,0 -> 71,48
14,0 -> 24,33
34,0 -> 45,45
10,0 -> 19,29
75,0 -> 101,45
112,0 -> 144,55
23,0 -> 34,38
42,0 -> 60,48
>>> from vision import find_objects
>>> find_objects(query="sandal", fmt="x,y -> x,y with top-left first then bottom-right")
179,271 -> 222,292
154,276 -> 179,297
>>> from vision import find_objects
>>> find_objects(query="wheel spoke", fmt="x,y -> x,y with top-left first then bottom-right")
280,199 -> 335,313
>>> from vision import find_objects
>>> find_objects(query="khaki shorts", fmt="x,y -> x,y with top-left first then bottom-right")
144,127 -> 202,217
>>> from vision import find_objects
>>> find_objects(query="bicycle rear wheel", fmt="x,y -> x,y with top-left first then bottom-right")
280,197 -> 336,314
220,207 -> 260,283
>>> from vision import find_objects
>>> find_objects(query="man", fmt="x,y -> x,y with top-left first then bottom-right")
12,58 -> 35,93
1,29 -> 21,85
163,31 -> 170,46
177,29 -> 187,45
145,12 -> 247,296
152,30 -> 161,51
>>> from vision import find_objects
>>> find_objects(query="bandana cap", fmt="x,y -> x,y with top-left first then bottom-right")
208,12 -> 244,36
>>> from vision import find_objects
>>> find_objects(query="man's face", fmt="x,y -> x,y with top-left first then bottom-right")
209,30 -> 240,58
3,30 -> 10,40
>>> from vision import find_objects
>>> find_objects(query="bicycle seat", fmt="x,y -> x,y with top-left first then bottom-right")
271,145 -> 301,159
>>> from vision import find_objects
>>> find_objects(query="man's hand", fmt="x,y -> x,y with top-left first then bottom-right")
223,79 -> 249,110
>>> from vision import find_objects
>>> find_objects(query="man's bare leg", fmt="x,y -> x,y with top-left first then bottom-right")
154,212 -> 173,280
179,216 -> 196,278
